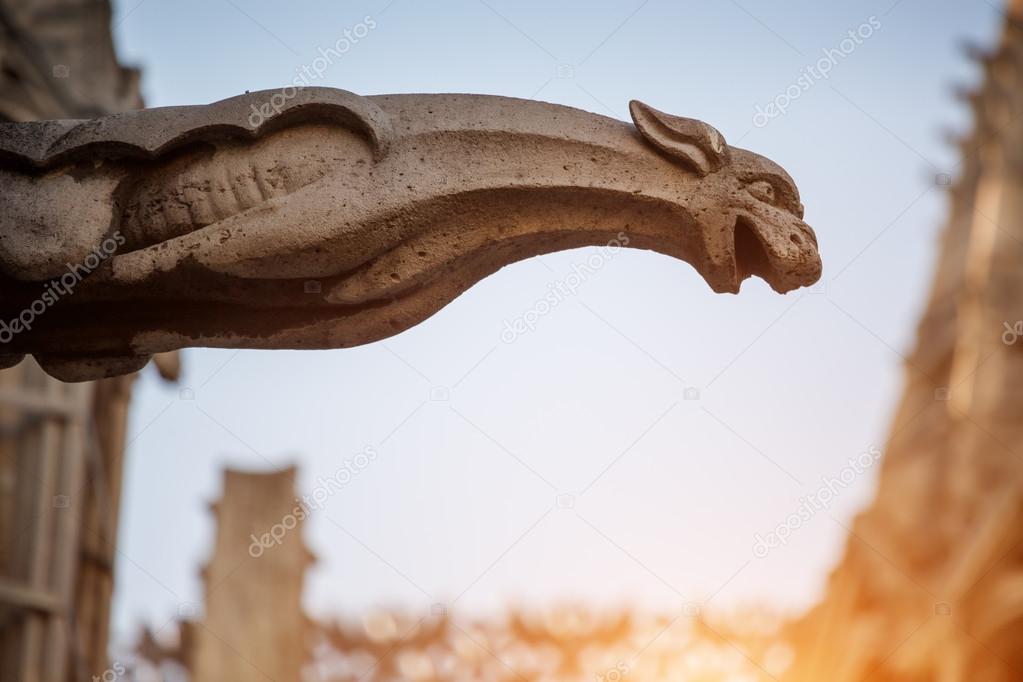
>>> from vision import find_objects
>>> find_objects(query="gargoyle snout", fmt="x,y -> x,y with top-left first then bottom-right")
733,209 -> 821,294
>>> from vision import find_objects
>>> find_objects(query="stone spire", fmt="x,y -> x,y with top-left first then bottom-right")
785,3 -> 1023,679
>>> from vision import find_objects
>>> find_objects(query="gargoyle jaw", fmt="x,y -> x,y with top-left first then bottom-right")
730,213 -> 822,294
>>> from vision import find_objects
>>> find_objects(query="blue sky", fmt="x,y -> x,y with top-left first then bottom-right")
109,0 -> 1004,644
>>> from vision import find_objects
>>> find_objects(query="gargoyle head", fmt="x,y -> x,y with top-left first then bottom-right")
630,100 -> 821,294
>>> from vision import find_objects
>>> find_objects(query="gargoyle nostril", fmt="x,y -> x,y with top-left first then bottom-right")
790,233 -> 803,245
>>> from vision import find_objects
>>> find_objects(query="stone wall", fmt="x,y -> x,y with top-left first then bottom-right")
0,2 -> 144,680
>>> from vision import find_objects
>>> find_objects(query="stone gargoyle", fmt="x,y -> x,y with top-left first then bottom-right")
0,88 -> 821,381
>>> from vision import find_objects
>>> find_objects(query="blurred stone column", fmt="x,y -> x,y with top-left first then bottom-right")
190,467 -> 313,682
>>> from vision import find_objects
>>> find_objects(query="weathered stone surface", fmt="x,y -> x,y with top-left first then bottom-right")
0,88 -> 821,381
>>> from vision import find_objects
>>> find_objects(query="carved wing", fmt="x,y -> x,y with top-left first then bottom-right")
0,86 -> 393,168
0,87 -> 393,280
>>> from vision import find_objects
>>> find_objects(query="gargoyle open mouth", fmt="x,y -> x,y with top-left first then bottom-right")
731,212 -> 821,294
734,215 -> 774,287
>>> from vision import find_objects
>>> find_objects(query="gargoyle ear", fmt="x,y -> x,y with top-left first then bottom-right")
629,100 -> 728,176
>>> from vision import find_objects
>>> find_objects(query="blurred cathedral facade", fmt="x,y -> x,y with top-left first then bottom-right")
0,4 -> 167,680
787,2 -> 1023,679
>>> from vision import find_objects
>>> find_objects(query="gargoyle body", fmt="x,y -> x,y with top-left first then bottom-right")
0,88 -> 821,380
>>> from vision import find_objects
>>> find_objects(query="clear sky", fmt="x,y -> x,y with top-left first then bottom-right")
109,0 -> 1004,645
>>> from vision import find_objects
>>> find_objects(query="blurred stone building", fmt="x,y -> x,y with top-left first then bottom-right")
787,2 -> 1023,680
0,2 -> 162,680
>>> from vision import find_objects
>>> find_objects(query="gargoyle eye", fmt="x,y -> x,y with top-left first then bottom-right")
746,180 -> 777,205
